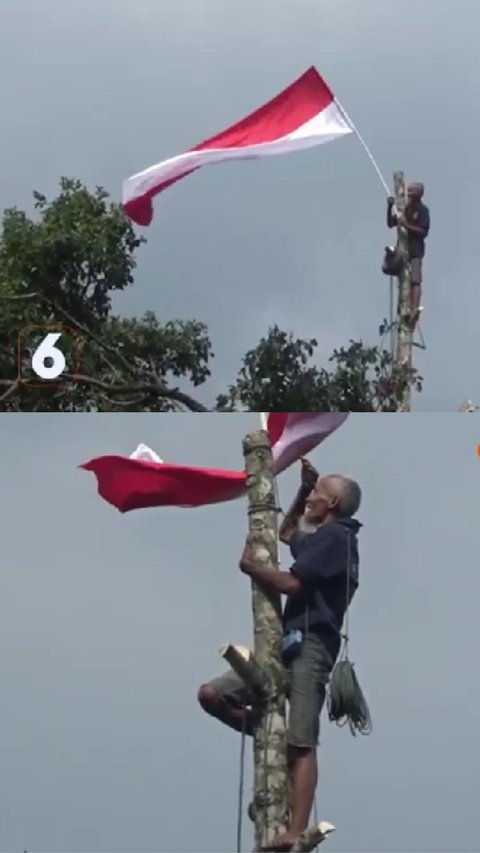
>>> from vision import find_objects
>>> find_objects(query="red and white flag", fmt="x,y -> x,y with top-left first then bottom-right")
268,412 -> 348,475
81,412 -> 348,513
122,67 -> 353,226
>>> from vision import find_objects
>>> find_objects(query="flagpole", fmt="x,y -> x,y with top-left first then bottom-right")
259,413 -> 282,522
334,97 -> 390,197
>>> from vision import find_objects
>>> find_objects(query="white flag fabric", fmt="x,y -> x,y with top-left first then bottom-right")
129,443 -> 163,464
122,67 -> 353,226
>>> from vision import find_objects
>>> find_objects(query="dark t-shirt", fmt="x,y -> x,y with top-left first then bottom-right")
282,517 -> 361,661
387,201 -> 430,259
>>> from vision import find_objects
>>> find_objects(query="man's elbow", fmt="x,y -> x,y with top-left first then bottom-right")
279,521 -> 295,544
279,529 -> 293,545
285,574 -> 303,595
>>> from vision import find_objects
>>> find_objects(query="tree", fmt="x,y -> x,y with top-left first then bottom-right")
0,179 -> 421,412
218,326 -> 422,412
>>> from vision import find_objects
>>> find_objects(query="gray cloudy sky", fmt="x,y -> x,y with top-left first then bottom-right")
1,0 -> 479,411
1,412 -> 480,852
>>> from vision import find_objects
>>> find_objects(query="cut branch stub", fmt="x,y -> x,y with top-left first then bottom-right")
219,643 -> 271,702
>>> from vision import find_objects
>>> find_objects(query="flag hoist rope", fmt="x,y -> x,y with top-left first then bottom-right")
334,98 -> 390,197
335,97 -> 398,389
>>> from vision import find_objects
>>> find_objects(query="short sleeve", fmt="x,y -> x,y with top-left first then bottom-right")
290,529 -> 345,583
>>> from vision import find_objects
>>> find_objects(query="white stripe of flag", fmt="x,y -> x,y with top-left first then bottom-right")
122,66 -> 353,226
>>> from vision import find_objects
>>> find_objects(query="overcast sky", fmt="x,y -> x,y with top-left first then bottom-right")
1,0 -> 479,410
1,412 -> 480,852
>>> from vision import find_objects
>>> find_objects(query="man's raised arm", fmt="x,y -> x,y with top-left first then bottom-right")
387,196 -> 397,228
279,459 -> 318,544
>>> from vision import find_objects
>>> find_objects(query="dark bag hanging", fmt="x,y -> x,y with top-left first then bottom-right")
382,245 -> 403,277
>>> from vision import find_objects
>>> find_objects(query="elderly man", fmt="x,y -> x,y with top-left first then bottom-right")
198,460 -> 362,852
387,181 -> 430,328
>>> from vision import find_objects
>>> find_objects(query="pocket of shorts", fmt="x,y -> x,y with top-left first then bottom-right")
302,637 -> 333,686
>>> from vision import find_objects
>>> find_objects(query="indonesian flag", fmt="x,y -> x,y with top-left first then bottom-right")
81,413 -> 348,513
123,67 -> 353,226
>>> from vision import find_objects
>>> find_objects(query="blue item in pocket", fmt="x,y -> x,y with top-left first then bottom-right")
281,629 -> 303,662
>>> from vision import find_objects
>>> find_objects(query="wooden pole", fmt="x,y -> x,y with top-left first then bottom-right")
242,428 -> 289,851
221,430 -> 336,852
393,170 -> 413,412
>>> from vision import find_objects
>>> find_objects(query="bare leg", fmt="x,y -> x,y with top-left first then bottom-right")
410,283 -> 421,328
289,747 -> 317,836
197,684 -> 254,735
261,746 -> 317,851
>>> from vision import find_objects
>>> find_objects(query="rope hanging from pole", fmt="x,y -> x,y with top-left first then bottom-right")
326,532 -> 372,736
237,708 -> 248,853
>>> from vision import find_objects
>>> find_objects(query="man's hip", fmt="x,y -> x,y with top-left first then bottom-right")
285,633 -> 334,748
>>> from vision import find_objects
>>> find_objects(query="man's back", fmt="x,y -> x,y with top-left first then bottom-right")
407,201 -> 430,258
387,197 -> 430,258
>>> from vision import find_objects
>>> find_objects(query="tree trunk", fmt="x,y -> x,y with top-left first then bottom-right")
242,429 -> 289,851
235,429 -> 336,852
393,169 -> 413,412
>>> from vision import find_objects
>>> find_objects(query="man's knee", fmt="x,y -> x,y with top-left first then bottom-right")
287,744 -> 314,767
197,683 -> 221,714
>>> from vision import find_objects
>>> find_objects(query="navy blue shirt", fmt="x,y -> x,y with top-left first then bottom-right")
282,517 -> 361,661
387,201 -> 430,259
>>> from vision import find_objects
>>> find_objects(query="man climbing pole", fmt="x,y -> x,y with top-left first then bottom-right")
387,181 -> 430,329
198,460 -> 363,852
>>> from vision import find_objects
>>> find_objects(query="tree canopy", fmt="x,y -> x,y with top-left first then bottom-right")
0,178 -> 421,412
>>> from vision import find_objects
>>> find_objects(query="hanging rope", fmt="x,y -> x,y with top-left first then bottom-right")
236,696 -> 277,851
327,533 -> 372,736
327,645 -> 372,736
236,705 -> 248,852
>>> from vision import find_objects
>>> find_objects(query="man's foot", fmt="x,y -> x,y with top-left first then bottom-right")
260,831 -> 298,851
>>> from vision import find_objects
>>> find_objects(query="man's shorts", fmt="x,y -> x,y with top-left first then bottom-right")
205,633 -> 334,748
410,257 -> 422,284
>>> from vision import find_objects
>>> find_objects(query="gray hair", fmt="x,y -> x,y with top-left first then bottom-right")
324,475 -> 362,517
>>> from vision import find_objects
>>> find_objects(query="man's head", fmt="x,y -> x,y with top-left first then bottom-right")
407,181 -> 424,208
304,474 -> 361,525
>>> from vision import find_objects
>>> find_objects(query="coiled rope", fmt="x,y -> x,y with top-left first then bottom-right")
327,532 -> 372,736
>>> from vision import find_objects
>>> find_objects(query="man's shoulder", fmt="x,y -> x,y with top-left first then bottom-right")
290,520 -> 359,557
289,529 -> 314,558
324,521 -> 362,554
290,526 -> 326,557
300,522 -> 344,550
